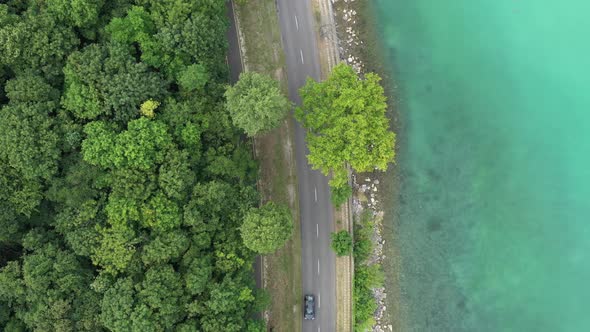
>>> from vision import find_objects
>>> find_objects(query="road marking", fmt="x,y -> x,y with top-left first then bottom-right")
300,49 -> 304,64
318,328 -> 320,332
318,293 -> 321,308
295,15 -> 299,30
316,223 -> 319,238
317,259 -> 320,275
314,186 -> 317,202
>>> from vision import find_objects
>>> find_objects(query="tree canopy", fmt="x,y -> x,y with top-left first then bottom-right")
0,1 -> 267,330
296,63 -> 396,204
240,202 -> 294,254
225,72 -> 291,136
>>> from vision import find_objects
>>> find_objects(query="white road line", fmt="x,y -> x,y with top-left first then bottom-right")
314,186 -> 317,202
316,223 -> 319,238
317,259 -> 320,275
318,293 -> 321,308
300,49 -> 305,64
318,328 -> 320,332
295,15 -> 299,30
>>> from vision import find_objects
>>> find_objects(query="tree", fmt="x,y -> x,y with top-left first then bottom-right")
0,12 -> 78,80
178,64 -> 209,91
296,63 -> 396,201
92,225 -> 138,274
82,118 -> 173,170
0,77 -> 60,181
225,72 -> 291,136
140,99 -> 160,118
62,43 -> 166,122
1,0 -> 266,330
0,244 -> 101,331
330,230 -> 353,256
240,202 -> 293,254
44,0 -> 105,28
101,265 -> 186,331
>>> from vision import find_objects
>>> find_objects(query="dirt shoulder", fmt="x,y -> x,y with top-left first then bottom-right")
232,1 -> 302,331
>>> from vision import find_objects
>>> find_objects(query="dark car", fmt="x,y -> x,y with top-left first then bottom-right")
304,294 -> 315,320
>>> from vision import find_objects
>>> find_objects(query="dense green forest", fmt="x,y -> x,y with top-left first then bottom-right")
0,1 -> 268,330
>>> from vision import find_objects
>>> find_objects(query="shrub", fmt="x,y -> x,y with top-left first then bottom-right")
330,230 -> 353,256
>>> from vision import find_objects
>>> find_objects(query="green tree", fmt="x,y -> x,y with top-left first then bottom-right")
198,277 -> 254,332
225,72 -> 291,136
240,202 -> 293,254
101,265 -> 186,331
62,43 -> 166,122
92,225 -> 138,274
105,6 -> 155,45
178,63 -> 209,91
45,0 -> 105,28
330,230 -> 353,256
296,63 -> 396,201
0,244 -> 101,331
0,76 -> 60,182
0,13 -> 78,80
82,118 -> 173,170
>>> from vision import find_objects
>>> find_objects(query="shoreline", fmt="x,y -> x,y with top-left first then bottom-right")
331,0 -> 404,330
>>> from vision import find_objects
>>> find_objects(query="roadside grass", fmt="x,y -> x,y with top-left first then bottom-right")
234,1 -> 302,331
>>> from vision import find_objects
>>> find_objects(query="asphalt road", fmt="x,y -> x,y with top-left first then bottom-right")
226,1 -> 336,330
274,1 -> 337,331
226,0 -> 243,85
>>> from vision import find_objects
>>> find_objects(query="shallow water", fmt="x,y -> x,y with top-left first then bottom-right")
373,1 -> 590,330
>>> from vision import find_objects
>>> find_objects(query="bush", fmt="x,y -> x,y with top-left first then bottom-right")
352,211 -> 383,331
353,214 -> 373,262
330,230 -> 353,256
331,183 -> 352,207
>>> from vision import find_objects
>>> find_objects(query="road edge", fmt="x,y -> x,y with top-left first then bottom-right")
309,0 -> 354,331
229,1 -> 304,331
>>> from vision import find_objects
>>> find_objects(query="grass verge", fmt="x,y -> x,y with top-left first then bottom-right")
233,1 -> 302,331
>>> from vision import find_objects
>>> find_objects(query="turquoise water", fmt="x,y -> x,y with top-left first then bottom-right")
373,1 -> 590,331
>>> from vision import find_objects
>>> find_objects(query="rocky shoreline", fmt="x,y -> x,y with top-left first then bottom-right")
332,0 -> 393,330
352,174 -> 392,332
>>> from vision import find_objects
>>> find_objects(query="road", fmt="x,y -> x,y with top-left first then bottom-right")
275,0 -> 337,331
226,0 -> 336,330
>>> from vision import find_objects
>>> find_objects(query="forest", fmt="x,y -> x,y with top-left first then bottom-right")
0,0 -> 270,330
